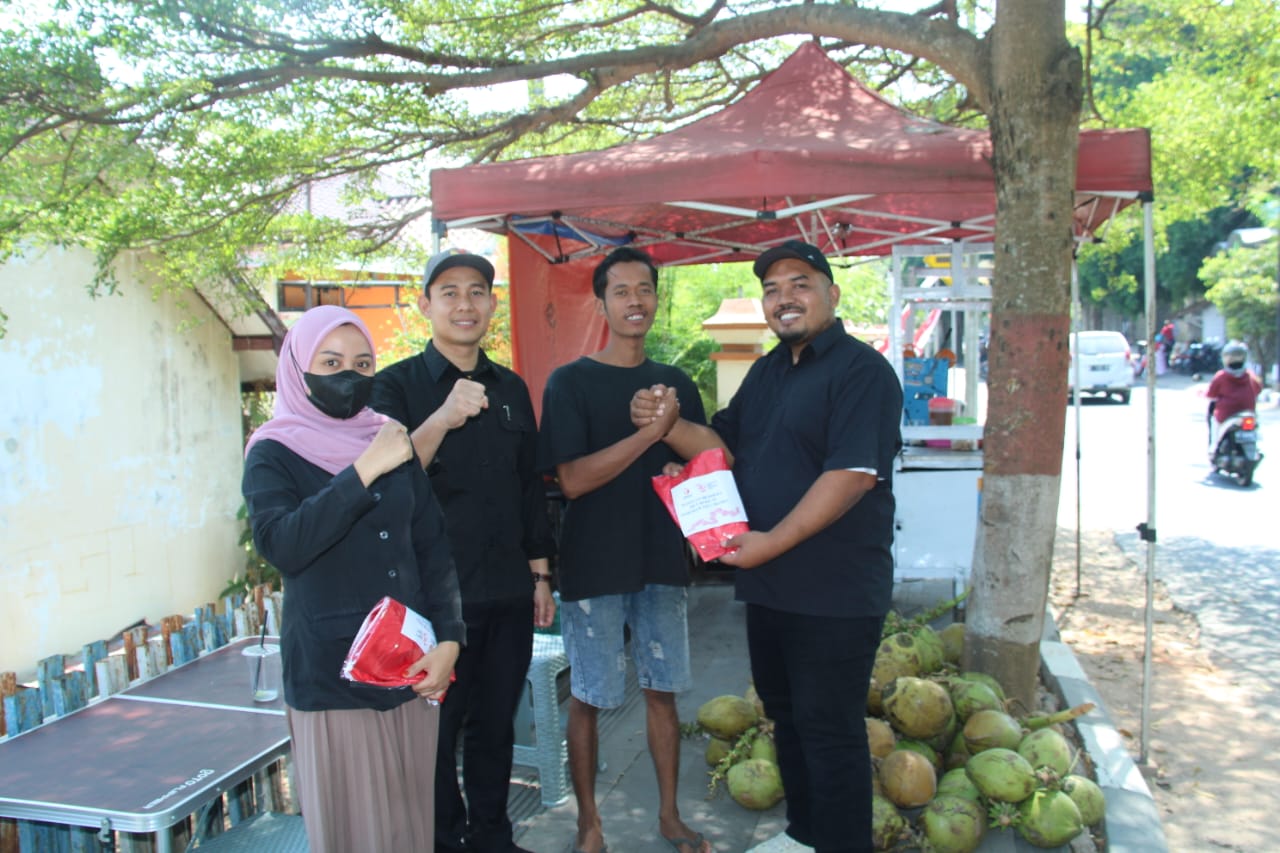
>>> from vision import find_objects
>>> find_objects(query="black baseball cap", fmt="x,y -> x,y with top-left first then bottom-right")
753,240 -> 833,281
423,248 -> 495,289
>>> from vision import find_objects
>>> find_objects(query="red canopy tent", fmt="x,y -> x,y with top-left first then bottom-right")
431,41 -> 1160,758
429,41 -> 1152,408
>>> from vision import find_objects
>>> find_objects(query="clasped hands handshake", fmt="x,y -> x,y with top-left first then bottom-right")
630,384 -> 776,568
631,383 -> 682,453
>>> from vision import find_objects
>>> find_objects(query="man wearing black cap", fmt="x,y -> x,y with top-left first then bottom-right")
633,240 -> 902,853
371,248 -> 556,853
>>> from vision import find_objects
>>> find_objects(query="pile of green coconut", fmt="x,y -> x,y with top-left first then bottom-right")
692,604 -> 1104,852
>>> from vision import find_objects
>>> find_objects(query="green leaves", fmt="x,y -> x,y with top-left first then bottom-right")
1074,0 -> 1280,315
1200,238 -> 1278,379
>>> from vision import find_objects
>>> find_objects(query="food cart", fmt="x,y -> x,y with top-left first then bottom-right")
887,244 -> 993,605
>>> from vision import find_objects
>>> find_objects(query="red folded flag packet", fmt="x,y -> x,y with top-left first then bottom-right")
651,447 -> 750,562
341,596 -> 440,689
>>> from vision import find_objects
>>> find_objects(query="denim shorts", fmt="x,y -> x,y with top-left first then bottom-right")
560,584 -> 692,709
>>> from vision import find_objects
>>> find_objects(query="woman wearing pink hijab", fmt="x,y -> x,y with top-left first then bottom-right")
243,305 -> 463,852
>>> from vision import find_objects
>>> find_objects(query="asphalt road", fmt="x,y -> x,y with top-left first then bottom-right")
1057,372 -> 1279,687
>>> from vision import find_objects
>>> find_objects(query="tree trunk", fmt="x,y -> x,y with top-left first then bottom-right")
965,0 -> 1082,710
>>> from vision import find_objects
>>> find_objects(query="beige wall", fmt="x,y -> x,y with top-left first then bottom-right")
0,247 -> 244,678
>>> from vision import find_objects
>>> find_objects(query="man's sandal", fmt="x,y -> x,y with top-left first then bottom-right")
661,833 -> 709,853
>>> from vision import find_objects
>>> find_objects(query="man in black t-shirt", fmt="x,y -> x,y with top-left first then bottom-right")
538,247 -> 711,853
371,249 -> 556,853
633,241 -> 903,853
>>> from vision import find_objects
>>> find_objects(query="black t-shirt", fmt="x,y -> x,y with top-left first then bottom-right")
370,343 -> 555,605
538,357 -> 706,602
712,323 -> 903,619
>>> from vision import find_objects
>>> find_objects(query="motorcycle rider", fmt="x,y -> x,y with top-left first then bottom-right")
1206,340 -> 1262,450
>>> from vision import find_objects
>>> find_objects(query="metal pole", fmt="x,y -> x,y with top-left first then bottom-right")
1140,198 -> 1157,765
432,218 -> 445,254
1070,259 -> 1082,597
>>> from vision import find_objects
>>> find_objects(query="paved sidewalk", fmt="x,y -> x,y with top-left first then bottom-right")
512,581 -> 789,853
509,580 -> 1162,853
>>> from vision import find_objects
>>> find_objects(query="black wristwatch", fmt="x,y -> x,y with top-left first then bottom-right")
532,572 -> 553,586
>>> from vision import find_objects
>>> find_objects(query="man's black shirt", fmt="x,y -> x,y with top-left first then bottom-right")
371,342 -> 555,605
712,322 -> 903,619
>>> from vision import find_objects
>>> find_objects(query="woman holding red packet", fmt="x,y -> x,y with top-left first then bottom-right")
242,305 -> 464,852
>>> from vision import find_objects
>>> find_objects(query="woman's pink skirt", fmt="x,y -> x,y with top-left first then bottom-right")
287,699 -> 439,853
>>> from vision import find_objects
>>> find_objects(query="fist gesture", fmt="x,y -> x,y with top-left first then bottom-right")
355,421 -> 414,486
436,378 -> 489,430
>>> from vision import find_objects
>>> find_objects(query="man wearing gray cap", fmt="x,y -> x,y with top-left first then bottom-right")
632,240 -> 903,853
371,248 -> 556,853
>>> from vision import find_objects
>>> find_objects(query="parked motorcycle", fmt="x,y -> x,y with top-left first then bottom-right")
1172,340 -> 1223,380
1209,406 -> 1263,487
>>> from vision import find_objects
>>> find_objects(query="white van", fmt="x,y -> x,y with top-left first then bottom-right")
1069,331 -> 1133,404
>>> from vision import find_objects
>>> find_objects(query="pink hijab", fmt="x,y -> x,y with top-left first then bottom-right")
245,305 -> 388,474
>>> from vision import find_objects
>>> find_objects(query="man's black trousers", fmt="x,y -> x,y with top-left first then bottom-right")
435,595 -> 534,853
746,603 -> 883,853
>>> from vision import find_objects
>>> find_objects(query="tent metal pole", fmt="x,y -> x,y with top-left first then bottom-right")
1070,260 -> 1082,597
1140,198 -> 1157,766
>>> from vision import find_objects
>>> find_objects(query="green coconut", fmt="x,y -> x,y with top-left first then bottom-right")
925,711 -> 959,754
1017,789 -> 1084,847
705,736 -> 734,767
965,748 -> 1037,803
921,793 -> 987,853
1017,728 -> 1074,779
936,767 -> 984,802
949,679 -> 1003,722
697,695 -> 759,740
1062,774 -> 1106,826
940,622 -> 966,664
883,676 -> 954,739
744,682 -> 766,719
867,717 -> 897,759
871,794 -> 909,851
962,709 -> 1024,753
894,738 -> 940,770
872,633 -> 926,689
726,758 -> 785,810
957,671 -> 1007,704
944,729 -> 972,771
911,625 -> 946,674
750,730 -> 778,764
879,748 -> 936,809
867,679 -> 886,718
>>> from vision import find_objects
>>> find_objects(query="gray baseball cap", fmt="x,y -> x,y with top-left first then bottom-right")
423,248 -> 495,289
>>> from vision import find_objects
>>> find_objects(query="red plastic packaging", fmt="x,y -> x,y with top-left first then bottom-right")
651,447 -> 750,562
341,596 -> 439,688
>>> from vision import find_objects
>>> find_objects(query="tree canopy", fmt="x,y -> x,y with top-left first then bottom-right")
1200,239 -> 1279,381
1075,0 -> 1280,316
0,0 -> 983,303
0,0 -> 1126,706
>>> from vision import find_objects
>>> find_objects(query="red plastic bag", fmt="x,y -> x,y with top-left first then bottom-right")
341,596 -> 438,688
651,447 -> 750,562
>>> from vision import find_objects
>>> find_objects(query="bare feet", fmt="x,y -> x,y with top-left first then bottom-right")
572,823 -> 607,853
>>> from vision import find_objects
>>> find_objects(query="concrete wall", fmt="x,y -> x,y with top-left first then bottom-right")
0,246 -> 244,678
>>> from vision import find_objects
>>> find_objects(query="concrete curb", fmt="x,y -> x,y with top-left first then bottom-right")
1040,621 -> 1168,853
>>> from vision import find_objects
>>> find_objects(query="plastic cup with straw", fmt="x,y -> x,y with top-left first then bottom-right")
244,622 -> 280,703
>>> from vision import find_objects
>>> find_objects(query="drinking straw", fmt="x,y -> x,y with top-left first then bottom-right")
252,622 -> 267,696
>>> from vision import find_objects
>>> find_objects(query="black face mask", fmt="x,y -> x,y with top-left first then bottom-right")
303,370 -> 374,419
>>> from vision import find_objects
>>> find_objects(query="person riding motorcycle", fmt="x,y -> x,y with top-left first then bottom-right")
1206,340 -> 1262,448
